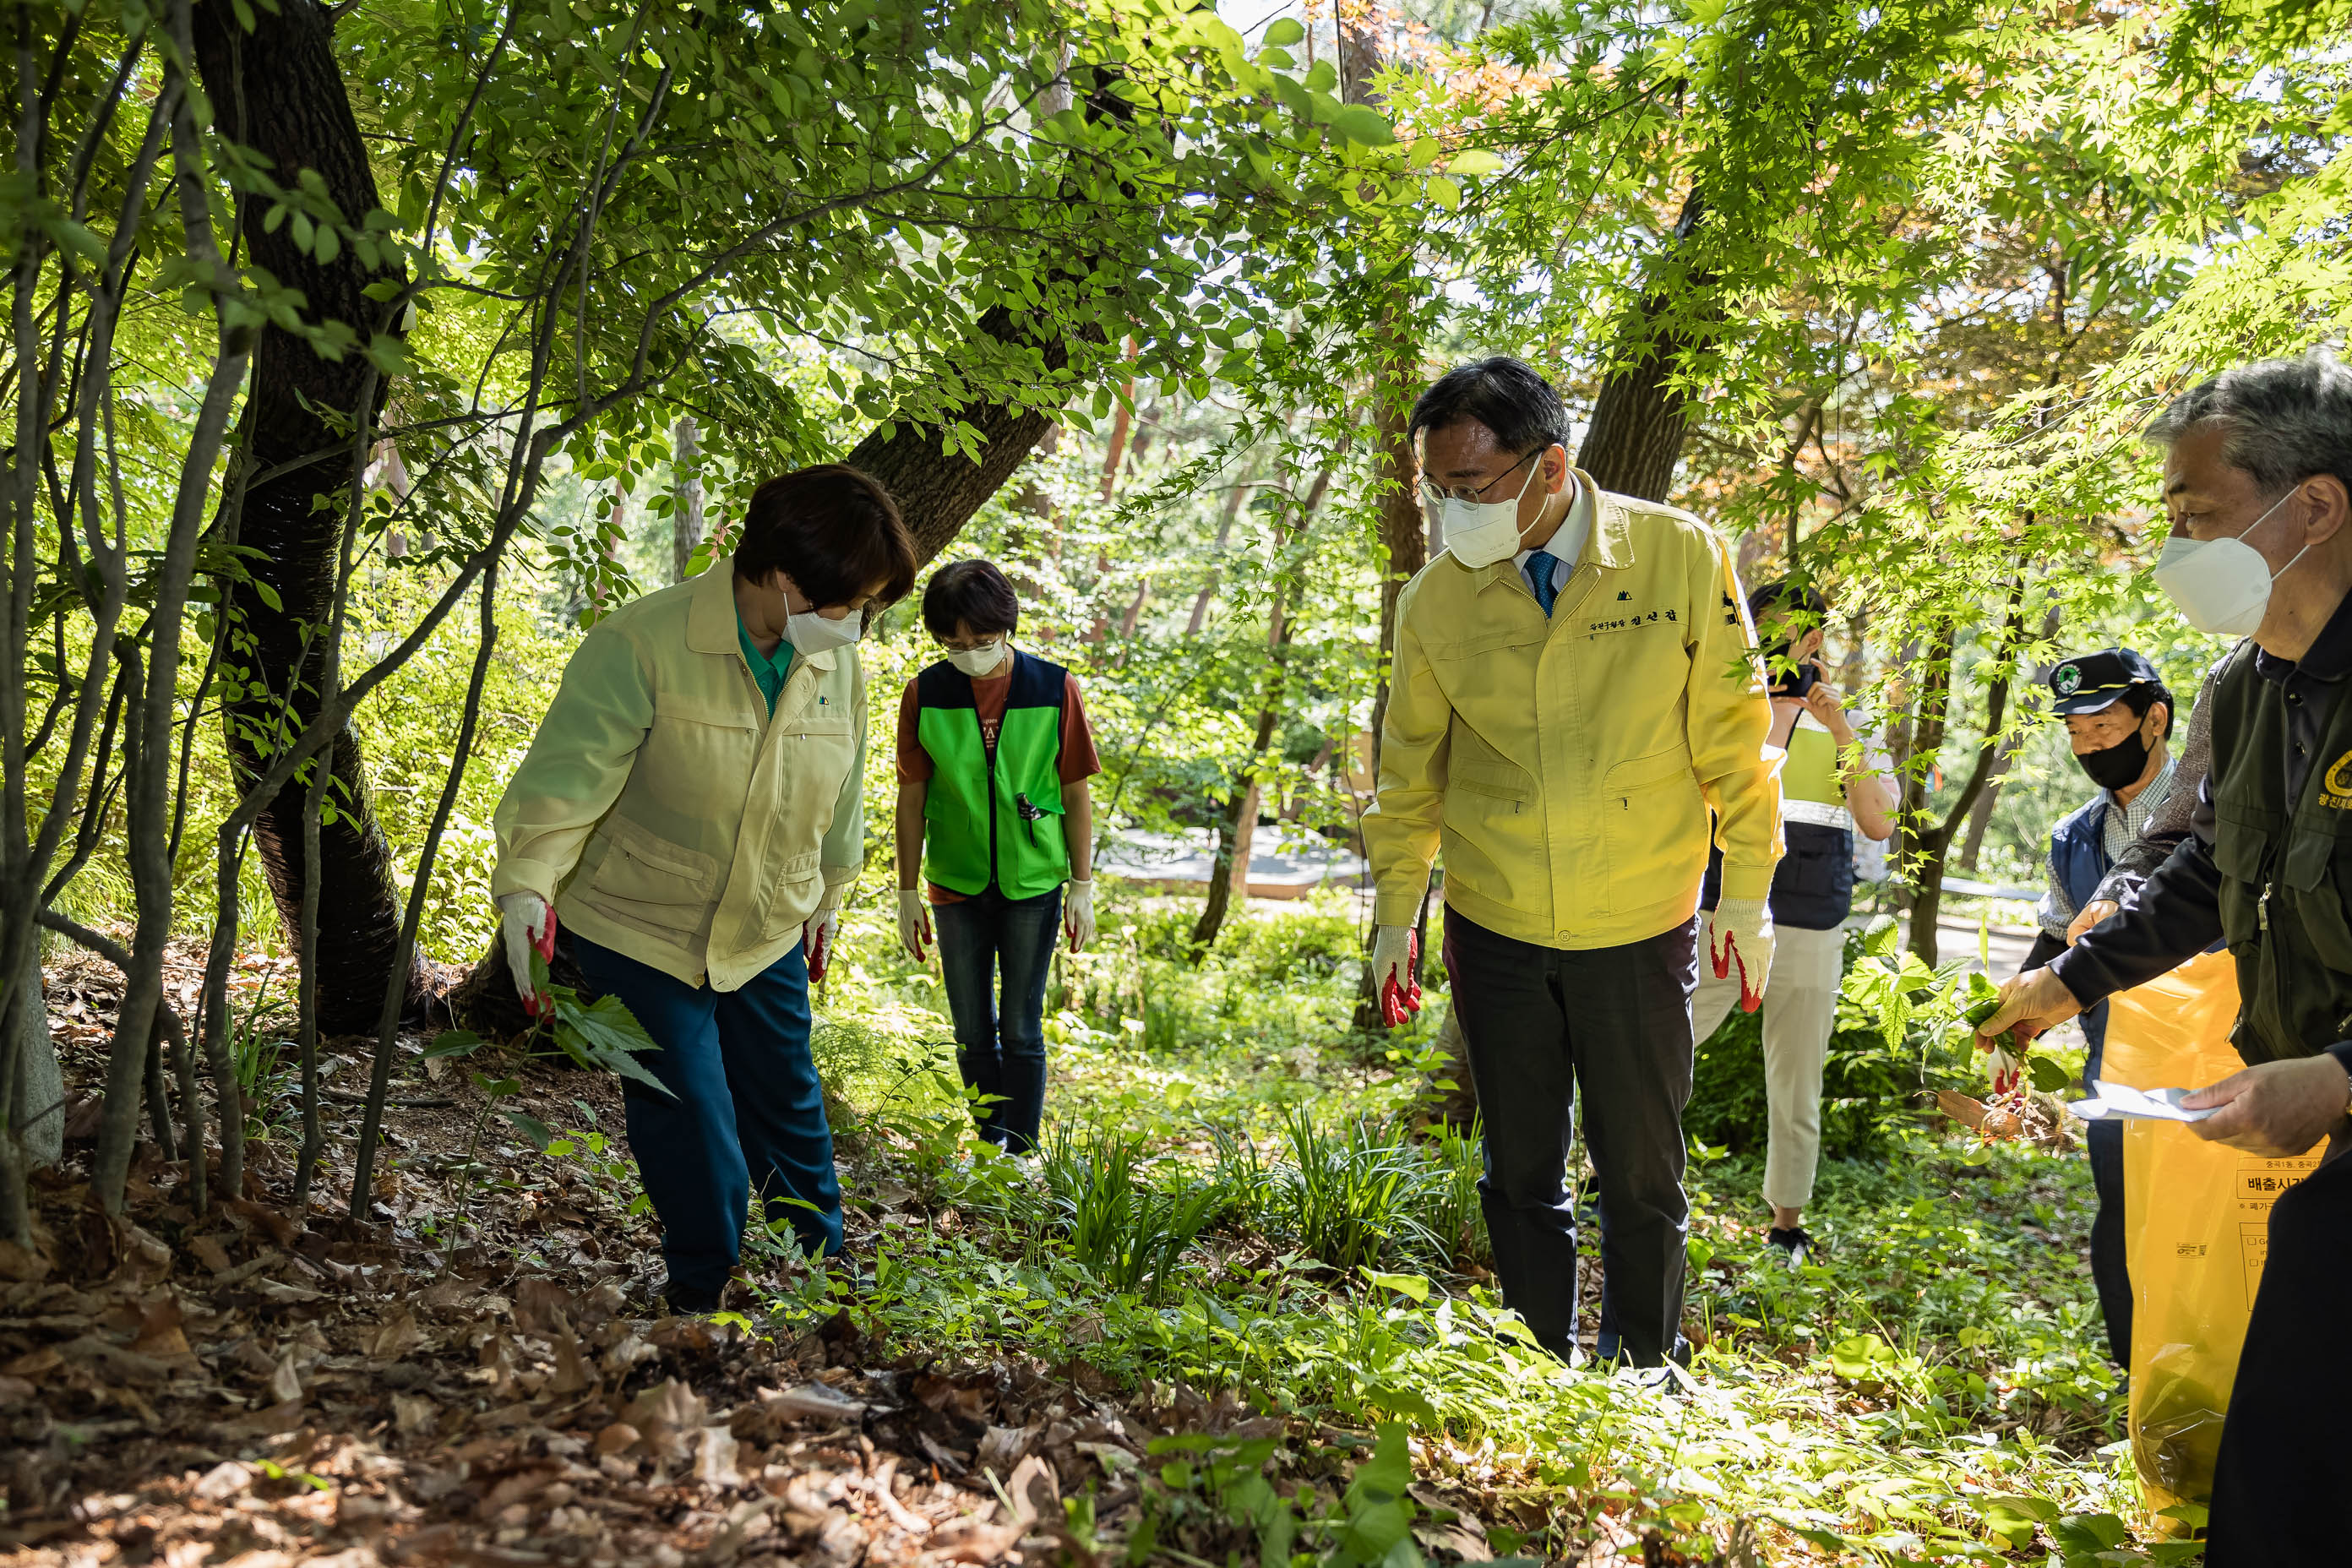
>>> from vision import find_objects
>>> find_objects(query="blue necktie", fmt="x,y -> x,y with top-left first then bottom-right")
1523,549 -> 1560,618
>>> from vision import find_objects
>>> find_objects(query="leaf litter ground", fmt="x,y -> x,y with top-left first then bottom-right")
6,931 -> 2175,1566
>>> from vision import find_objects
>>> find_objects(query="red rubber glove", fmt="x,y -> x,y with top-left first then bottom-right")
526,906 -> 558,1018
1372,927 -> 1422,1028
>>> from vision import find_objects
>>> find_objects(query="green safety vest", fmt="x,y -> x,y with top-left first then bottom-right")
915,651 -> 1071,899
2208,642 -> 2352,1063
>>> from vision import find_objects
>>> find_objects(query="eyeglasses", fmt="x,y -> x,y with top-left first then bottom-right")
1418,447 -> 1539,508
939,634 -> 1001,653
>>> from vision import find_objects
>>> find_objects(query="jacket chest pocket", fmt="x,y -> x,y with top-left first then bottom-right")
639,698 -> 759,809
764,715 -> 855,797
2212,815 -> 2270,950
2282,821 -> 2352,970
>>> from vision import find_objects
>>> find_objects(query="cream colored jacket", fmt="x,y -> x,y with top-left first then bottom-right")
493,568 -> 865,991
1363,472 -> 1782,950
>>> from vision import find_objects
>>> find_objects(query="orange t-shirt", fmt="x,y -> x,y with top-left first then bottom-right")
897,663 -> 1101,904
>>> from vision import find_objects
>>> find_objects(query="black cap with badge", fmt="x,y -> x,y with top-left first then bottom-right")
2046,647 -> 2162,716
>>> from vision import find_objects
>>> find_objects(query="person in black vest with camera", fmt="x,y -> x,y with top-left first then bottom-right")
1693,582 -> 1893,1268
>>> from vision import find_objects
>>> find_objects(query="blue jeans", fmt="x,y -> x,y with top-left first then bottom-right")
572,934 -> 843,1301
934,885 -> 1062,1153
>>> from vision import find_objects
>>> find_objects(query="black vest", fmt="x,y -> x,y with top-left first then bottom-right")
2208,644 -> 2352,1063
1699,824 -> 1854,931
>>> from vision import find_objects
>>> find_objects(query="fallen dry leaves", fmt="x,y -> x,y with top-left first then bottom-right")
4,944 -> 1541,1566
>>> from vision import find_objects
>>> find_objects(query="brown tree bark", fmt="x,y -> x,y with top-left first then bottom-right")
671,415 -> 705,585
192,0 -> 420,1033
1574,190 -> 1715,504
1898,585 -> 2028,966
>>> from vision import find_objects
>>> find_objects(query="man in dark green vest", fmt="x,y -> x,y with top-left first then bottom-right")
1980,351 -> 2352,1565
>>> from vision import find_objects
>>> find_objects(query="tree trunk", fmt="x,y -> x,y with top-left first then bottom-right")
1227,783 -> 1260,897
1353,324 -> 1426,1031
192,0 -> 420,1035
1955,749 -> 2012,872
1574,189 -> 1715,504
1900,585 -> 2027,966
672,415 -> 705,584
1188,476 -> 1251,633
1190,679 -> 1282,958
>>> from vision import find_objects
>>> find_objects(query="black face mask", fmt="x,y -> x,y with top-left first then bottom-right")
2077,727 -> 2151,792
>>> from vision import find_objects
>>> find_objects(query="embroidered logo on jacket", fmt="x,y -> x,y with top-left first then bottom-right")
2322,749 -> 2352,808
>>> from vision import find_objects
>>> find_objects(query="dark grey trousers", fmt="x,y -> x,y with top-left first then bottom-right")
1443,906 -> 1700,1366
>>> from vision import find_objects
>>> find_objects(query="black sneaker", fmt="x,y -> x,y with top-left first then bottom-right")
1766,1227 -> 1817,1269
662,1280 -> 724,1315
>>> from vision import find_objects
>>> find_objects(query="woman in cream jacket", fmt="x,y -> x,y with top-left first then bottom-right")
493,466 -> 915,1312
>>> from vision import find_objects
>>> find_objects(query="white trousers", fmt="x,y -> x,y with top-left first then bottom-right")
1690,921 -> 1846,1211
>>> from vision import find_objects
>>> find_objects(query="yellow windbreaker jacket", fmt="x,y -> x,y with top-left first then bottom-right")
1362,473 -> 1781,950
492,567 -> 866,991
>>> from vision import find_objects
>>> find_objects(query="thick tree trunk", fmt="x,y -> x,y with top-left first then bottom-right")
1575,190 -> 1714,504
192,0 -> 420,1034
842,305 -> 1077,569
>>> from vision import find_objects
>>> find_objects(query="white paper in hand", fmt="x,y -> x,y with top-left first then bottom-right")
2066,1078 -> 2219,1124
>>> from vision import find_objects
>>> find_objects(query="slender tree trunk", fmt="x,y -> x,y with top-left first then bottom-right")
1190,658 -> 1286,958
1353,321 -> 1424,1032
1956,749 -> 2012,873
1900,585 -> 2027,966
1188,477 -> 1250,634
1575,190 -> 1716,504
192,0 -> 419,1035
672,414 -> 704,584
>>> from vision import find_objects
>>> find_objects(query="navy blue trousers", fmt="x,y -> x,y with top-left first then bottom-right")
2080,1000 -> 2131,1366
934,885 -> 1062,1153
574,934 -> 843,1299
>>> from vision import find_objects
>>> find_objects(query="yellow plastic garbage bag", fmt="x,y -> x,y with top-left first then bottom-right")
2103,950 -> 2317,1511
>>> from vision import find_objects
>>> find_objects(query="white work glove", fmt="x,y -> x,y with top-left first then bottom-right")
1064,880 -> 1096,953
498,890 -> 554,1015
803,885 -> 844,983
896,888 -> 933,961
1705,897 -> 1774,1013
1369,924 -> 1422,1029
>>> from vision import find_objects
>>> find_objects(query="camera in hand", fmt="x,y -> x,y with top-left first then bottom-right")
1765,646 -> 1820,700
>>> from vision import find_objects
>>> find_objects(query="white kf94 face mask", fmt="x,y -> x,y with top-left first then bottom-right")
947,640 -> 1005,677
1437,459 -> 1544,569
786,606 -> 863,652
2152,486 -> 2309,638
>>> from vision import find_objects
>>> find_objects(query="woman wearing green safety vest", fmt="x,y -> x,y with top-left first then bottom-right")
1694,580 -> 1895,1268
894,560 -> 1101,1152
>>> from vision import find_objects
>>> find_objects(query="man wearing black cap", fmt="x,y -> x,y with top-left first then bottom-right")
2020,646 -> 2175,1369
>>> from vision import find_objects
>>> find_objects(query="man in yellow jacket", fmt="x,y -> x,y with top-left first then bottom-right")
1364,357 -> 1781,1367
493,466 -> 916,1313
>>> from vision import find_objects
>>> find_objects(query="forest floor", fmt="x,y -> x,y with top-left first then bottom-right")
2,906 -> 2192,1567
